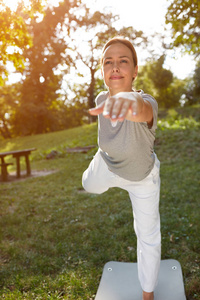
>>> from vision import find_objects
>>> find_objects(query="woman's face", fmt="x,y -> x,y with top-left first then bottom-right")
101,42 -> 138,96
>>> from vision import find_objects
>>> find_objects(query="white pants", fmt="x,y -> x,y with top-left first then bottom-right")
82,150 -> 161,293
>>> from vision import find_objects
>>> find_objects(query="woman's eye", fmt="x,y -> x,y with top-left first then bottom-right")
121,59 -> 128,63
105,61 -> 112,65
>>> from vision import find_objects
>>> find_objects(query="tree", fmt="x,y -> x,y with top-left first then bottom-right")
14,0 -> 82,135
165,0 -> 200,56
0,83 -> 21,138
0,0 -> 45,85
135,55 -> 187,108
193,60 -> 200,100
135,63 -> 157,96
151,55 -> 173,90
184,60 -> 200,105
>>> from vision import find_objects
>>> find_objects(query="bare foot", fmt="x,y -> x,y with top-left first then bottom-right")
143,291 -> 154,300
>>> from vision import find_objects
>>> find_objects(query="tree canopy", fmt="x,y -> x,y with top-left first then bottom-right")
14,0 -> 83,135
135,55 -> 187,108
0,0 -> 47,85
165,0 -> 200,56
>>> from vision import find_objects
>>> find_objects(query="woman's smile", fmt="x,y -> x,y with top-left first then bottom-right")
110,74 -> 124,80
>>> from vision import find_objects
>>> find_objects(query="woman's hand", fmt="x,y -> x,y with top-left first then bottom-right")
89,92 -> 144,122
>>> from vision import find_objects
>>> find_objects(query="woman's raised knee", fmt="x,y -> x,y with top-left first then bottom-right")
82,173 -> 108,194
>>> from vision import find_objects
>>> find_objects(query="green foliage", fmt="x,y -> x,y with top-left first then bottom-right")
135,55 -> 187,108
193,60 -> 200,100
158,108 -> 199,130
151,55 -> 173,89
165,0 -> 200,56
183,60 -> 200,106
0,83 -> 20,138
0,0 -> 46,85
0,8 -> 29,84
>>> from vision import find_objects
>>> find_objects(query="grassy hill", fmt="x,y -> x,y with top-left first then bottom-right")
0,107 -> 199,299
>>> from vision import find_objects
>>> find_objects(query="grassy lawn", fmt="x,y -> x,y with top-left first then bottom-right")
0,107 -> 199,299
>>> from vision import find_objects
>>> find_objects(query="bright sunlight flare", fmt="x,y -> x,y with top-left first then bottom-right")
1,0 -> 60,11
2,0 -> 30,10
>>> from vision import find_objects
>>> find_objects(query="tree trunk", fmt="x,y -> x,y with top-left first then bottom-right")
88,67 -> 97,123
0,120 -> 12,139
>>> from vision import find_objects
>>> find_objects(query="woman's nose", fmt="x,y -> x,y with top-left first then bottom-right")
112,62 -> 119,72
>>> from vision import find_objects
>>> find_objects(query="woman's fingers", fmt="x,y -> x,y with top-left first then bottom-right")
103,97 -> 132,120
103,97 -> 115,118
106,98 -> 123,119
117,100 -> 130,121
131,100 -> 138,116
89,101 -> 105,116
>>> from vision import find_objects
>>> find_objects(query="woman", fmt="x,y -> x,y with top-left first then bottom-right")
82,37 -> 161,300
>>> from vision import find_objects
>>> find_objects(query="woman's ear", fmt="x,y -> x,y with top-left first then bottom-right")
133,65 -> 138,80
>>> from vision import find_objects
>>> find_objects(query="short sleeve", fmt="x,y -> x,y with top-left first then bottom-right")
139,91 -> 158,131
95,91 -> 109,106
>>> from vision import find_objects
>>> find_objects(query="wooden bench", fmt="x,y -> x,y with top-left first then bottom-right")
0,162 -> 13,181
0,148 -> 36,181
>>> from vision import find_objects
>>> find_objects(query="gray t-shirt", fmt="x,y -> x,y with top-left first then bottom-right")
96,90 -> 158,181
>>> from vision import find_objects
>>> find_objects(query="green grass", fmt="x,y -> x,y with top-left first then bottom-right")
0,107 -> 200,299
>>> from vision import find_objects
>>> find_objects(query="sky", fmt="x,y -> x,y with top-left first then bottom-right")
5,0 -> 196,83
87,0 -> 168,34
84,0 -> 196,79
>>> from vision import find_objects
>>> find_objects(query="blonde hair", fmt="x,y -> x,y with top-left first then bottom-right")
101,36 -> 138,67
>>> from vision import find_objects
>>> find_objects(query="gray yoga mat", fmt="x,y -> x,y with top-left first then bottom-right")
95,259 -> 186,300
